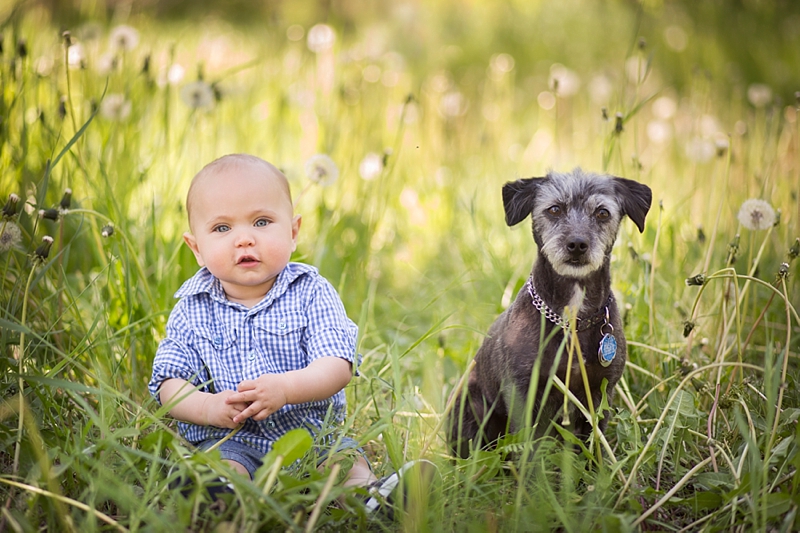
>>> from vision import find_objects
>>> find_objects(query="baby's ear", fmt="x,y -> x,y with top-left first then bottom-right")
183,232 -> 205,266
291,215 -> 302,251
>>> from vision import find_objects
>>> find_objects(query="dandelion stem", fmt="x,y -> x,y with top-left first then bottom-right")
615,360 -> 764,509
12,265 -> 38,477
648,201 -> 662,339
766,277 -> 794,460
0,478 -> 127,532
64,41 -> 79,135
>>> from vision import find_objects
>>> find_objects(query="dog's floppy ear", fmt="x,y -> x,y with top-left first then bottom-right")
613,177 -> 652,233
502,177 -> 545,226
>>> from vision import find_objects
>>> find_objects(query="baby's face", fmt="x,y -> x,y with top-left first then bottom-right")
183,162 -> 300,306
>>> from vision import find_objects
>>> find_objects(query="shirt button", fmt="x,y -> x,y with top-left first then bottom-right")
248,351 -> 255,361
213,336 -> 222,346
279,322 -> 287,330
267,420 -> 276,429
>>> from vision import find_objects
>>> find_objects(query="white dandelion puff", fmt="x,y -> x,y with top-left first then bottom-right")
737,199 -> 775,230
307,24 -> 336,53
358,153 -> 383,181
67,43 -> 85,69
305,154 -> 339,186
109,25 -> 140,52
685,137 -> 714,163
747,84 -> 772,108
0,222 -> 22,252
549,64 -> 580,97
100,94 -> 131,121
439,91 -> 468,117
180,81 -> 215,109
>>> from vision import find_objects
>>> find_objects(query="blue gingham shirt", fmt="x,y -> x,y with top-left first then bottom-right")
149,262 -> 358,454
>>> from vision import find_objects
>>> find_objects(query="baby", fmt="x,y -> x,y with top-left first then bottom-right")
149,154 -> 377,492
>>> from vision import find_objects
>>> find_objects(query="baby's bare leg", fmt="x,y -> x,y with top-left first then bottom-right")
342,456 -> 377,488
224,459 -> 250,478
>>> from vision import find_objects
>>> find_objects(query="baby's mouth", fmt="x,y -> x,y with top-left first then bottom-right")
238,255 -> 259,265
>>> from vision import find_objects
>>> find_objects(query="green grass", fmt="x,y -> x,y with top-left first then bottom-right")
1,1 -> 799,531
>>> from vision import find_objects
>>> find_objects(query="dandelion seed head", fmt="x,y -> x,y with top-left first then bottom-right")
100,94 -> 131,121
307,24 -> 336,53
39,208 -> 59,221
33,235 -> 54,262
737,198 -> 775,230
652,96 -> 677,119
179,81 -> 215,110
439,91 -> 468,117
109,25 -> 140,52
304,154 -> 339,186
68,43 -> 85,69
3,193 -> 20,218
715,136 -> 730,157
646,120 -> 672,144
747,84 -> 772,108
167,64 -> 185,85
685,137 -> 714,162
0,222 -> 22,252
358,153 -> 383,181
549,64 -> 580,97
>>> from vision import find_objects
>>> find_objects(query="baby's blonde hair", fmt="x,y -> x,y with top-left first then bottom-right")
186,154 -> 292,226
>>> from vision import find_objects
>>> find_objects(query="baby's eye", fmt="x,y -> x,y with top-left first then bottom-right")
254,219 -> 270,227
213,224 -> 231,233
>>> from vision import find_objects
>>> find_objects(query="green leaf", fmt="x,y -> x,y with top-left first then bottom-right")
766,492 -> 792,518
264,428 -> 313,467
668,491 -> 723,512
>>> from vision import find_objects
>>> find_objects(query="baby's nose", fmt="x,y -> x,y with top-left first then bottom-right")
234,229 -> 256,246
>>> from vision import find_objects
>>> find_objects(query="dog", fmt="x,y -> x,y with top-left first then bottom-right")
449,168 -> 652,458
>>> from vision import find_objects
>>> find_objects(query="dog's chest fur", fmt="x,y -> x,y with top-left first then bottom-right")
474,262 -> 627,433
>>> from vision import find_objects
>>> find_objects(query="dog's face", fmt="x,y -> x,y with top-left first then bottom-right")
502,169 -> 652,278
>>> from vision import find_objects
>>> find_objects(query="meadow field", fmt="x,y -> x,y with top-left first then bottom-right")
1,0 -> 800,531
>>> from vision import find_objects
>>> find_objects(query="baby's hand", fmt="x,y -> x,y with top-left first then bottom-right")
202,390 -> 248,429
226,374 -> 288,425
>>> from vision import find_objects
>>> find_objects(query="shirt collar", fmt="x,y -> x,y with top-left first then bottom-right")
175,262 -> 316,307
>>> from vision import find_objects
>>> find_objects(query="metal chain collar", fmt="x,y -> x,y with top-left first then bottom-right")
526,278 -> 612,333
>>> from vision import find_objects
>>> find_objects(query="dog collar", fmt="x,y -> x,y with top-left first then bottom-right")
525,279 -> 613,333
526,279 -> 618,367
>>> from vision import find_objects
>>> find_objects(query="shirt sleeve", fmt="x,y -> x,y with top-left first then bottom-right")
303,275 -> 359,370
148,299 -> 210,404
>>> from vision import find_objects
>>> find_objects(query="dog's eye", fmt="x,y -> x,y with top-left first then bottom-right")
547,206 -> 561,216
596,208 -> 610,220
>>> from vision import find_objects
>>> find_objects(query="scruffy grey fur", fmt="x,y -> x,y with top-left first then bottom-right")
449,168 -> 652,458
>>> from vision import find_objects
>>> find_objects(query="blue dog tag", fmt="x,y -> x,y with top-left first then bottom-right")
598,333 -> 617,367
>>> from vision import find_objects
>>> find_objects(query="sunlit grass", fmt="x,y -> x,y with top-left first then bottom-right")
1,1 -> 799,531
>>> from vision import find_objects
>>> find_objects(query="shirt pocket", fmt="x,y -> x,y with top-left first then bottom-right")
252,312 -> 308,373
191,326 -> 240,392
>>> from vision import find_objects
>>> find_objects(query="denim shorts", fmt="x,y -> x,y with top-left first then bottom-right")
196,436 -> 365,479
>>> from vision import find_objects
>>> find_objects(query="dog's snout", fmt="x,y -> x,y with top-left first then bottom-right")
566,237 -> 589,257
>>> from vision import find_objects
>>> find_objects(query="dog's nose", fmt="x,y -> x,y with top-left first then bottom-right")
566,238 -> 589,257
